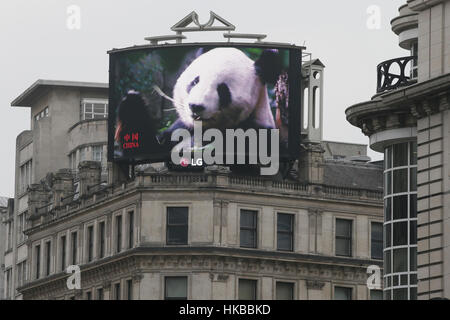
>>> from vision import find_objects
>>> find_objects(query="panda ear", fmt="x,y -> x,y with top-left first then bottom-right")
254,49 -> 282,85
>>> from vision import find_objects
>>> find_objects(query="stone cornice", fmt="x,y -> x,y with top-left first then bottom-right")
19,246 -> 383,299
346,73 -> 450,137
408,0 -> 448,11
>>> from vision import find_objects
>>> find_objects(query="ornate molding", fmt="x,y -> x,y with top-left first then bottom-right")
306,280 -> 325,290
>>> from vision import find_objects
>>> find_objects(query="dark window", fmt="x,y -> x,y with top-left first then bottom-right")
35,245 -> 41,279
86,291 -> 92,300
114,283 -> 121,300
166,207 -> 189,245
45,241 -> 51,276
165,277 -> 188,300
276,282 -> 294,300
393,143 -> 408,167
370,290 -> 383,300
240,210 -> 257,248
393,222 -> 407,246
61,235 -> 66,271
128,211 -> 134,249
336,219 -> 352,257
116,215 -> 122,253
393,195 -> 408,219
71,232 -> 78,265
238,279 -> 257,300
393,248 -> 408,273
371,222 -> 383,260
127,279 -> 133,300
87,226 -> 94,262
277,213 -> 294,251
334,286 -> 352,300
99,222 -> 105,258
97,288 -> 104,300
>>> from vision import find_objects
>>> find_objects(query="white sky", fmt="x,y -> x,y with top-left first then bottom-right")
0,0 -> 406,197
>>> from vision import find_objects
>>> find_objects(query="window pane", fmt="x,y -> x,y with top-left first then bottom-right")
393,143 -> 408,167
336,219 -> 351,237
167,226 -> 188,245
277,233 -> 292,251
410,142 -> 417,165
239,279 -> 257,300
371,223 -> 383,259
393,222 -> 407,246
165,277 -> 187,300
84,103 -> 93,113
410,168 -> 417,191
393,288 -> 408,300
385,198 -> 391,221
410,221 -> 417,245
241,230 -> 256,248
385,147 -> 392,170
410,194 -> 417,218
241,210 -> 257,228
167,207 -> 188,225
385,224 -> 391,248
410,247 -> 417,271
393,248 -> 407,272
370,290 -> 383,300
385,172 -> 391,196
277,214 -> 292,232
384,251 -> 391,274
334,287 -> 352,300
393,169 -> 408,194
336,238 -> 351,256
276,282 -> 294,300
93,104 -> 106,113
393,195 -> 408,220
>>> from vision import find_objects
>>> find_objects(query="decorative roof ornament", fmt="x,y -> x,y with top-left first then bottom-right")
171,11 -> 235,32
145,11 -> 268,45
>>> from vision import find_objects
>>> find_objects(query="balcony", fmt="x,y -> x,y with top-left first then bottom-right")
376,56 -> 417,93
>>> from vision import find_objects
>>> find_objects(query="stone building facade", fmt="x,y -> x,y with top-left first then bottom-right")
3,59 -> 385,299
346,0 -> 450,300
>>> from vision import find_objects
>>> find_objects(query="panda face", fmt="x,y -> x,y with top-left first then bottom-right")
173,48 -> 266,129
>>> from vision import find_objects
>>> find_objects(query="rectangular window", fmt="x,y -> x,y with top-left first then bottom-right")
166,207 -> 189,245
164,277 -> 188,300
99,221 -> 105,258
238,279 -> 257,300
370,290 -> 383,300
240,210 -> 257,248
87,225 -> 94,262
35,245 -> 41,279
81,100 -> 108,120
127,279 -> 133,300
334,286 -> 352,300
6,269 -> 12,298
19,160 -> 32,194
114,283 -> 121,300
335,219 -> 352,257
86,291 -> 92,300
71,232 -> 78,265
277,213 -> 294,251
92,145 -> 103,162
116,215 -> 122,253
371,222 -> 383,260
128,211 -> 134,249
17,261 -> 27,287
276,282 -> 294,300
45,241 -> 51,276
61,235 -> 67,271
97,288 -> 104,300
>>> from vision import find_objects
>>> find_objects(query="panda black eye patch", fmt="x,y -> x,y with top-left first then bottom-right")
187,76 -> 200,93
217,83 -> 232,109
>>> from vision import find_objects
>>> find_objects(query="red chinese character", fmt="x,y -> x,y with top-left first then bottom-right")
124,134 -> 130,142
132,133 -> 139,141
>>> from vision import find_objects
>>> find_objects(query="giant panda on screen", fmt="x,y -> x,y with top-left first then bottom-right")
158,47 -> 282,143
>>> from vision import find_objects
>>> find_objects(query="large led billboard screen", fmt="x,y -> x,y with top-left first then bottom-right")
108,44 -> 302,166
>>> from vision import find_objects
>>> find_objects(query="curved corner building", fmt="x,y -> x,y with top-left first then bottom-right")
346,0 -> 450,300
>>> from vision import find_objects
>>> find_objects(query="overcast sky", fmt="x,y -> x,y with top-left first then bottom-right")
0,0 -> 406,197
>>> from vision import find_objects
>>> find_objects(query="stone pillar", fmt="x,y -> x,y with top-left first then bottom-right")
78,161 -> 101,197
298,143 -> 324,185
52,169 -> 74,208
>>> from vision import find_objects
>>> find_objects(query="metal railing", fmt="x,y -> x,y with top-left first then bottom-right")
377,56 -> 417,93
